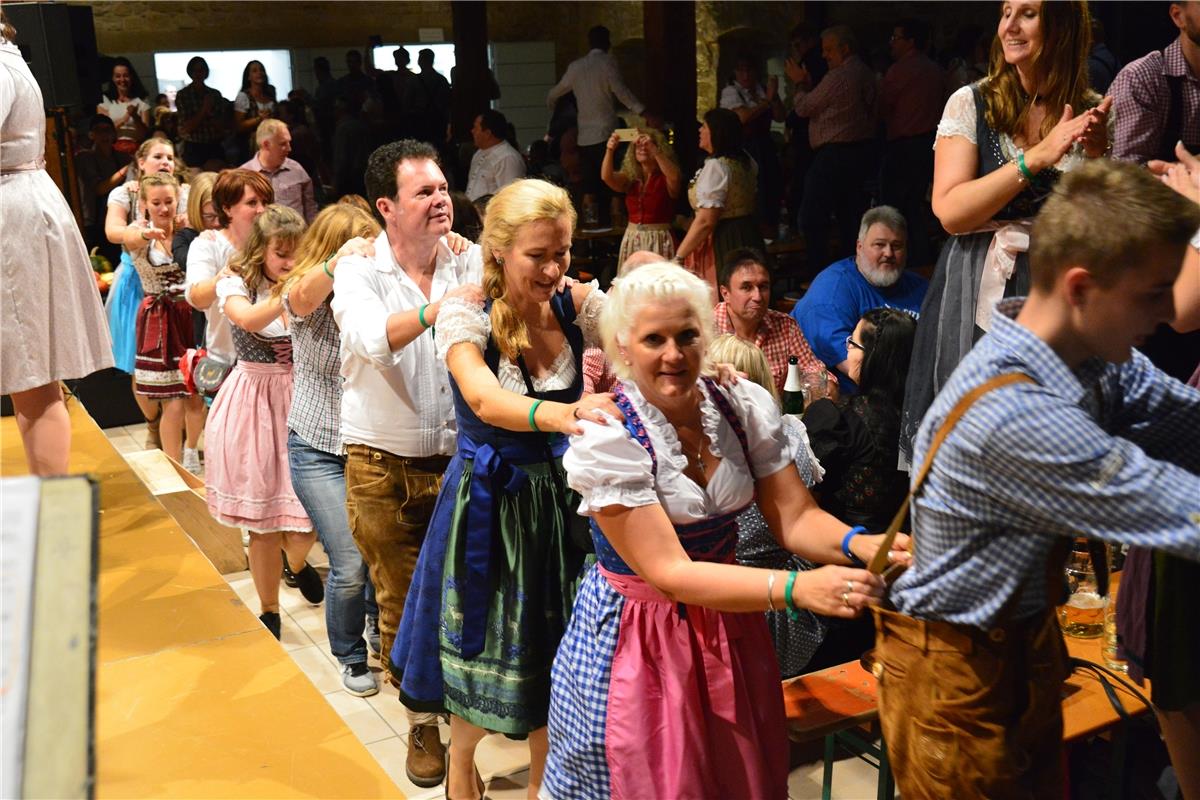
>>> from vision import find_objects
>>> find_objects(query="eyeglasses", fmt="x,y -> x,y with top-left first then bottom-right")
845,335 -> 865,352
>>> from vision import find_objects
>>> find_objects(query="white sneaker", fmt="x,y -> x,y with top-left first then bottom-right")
341,662 -> 379,696
182,447 -> 202,475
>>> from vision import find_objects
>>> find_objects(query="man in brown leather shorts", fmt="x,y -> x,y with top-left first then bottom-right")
877,160 -> 1200,798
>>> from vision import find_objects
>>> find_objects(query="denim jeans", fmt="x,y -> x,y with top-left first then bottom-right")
287,430 -> 377,666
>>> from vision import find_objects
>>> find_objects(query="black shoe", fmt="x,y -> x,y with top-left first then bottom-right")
259,611 -> 281,640
282,553 -> 325,605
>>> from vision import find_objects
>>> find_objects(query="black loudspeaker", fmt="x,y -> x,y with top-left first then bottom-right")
5,3 -> 100,110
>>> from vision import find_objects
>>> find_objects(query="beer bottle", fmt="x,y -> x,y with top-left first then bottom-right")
782,355 -> 805,415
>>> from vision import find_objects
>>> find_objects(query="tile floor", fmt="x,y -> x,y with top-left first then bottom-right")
103,423 -> 883,799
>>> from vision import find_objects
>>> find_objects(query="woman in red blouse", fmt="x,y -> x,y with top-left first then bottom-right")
601,128 -> 681,265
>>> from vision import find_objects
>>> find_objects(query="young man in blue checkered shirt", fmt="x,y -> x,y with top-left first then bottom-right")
875,159 -> 1200,799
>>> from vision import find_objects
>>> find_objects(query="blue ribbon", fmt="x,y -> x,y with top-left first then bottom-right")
456,432 -> 566,659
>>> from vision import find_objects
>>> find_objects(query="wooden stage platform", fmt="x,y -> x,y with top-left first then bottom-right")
0,396 -> 401,798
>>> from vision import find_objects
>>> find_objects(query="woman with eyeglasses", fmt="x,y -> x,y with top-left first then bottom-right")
804,307 -> 917,534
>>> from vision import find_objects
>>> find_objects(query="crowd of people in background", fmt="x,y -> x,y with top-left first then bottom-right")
9,2 -> 1200,799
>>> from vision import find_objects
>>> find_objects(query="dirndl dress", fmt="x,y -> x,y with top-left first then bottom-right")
618,171 -> 676,265
543,379 -> 789,800
0,41 -> 113,393
130,243 -> 191,398
204,294 -> 310,534
393,287 -> 593,735
684,156 -> 765,293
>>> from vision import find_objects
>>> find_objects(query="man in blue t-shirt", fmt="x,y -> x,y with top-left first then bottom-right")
792,205 -> 928,393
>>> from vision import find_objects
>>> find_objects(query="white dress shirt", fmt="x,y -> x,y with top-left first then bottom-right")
332,231 -> 484,458
547,49 -> 645,146
465,140 -> 526,201
184,232 -> 236,363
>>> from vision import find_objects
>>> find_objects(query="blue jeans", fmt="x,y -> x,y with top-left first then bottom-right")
287,430 -> 377,666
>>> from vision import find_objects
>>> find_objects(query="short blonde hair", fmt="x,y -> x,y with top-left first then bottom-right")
185,171 -> 218,231
707,334 -> 778,404
600,261 -> 716,381
481,179 -> 577,360
1030,159 -> 1200,291
255,117 -> 288,147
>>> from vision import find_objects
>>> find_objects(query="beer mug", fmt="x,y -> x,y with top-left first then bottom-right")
1058,545 -> 1106,638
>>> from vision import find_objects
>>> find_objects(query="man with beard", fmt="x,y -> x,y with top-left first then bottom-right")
331,140 -> 484,788
792,206 -> 927,393
714,247 -> 831,396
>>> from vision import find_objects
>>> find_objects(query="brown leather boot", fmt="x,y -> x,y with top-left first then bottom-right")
405,723 -> 446,788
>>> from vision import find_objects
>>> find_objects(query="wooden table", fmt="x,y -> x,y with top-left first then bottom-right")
1,396 -> 401,798
782,626 -> 1152,800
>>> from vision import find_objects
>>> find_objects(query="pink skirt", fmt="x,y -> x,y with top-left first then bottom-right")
601,565 -> 788,800
204,361 -> 311,533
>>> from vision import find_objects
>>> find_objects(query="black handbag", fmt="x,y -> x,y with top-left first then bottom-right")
193,353 -> 233,397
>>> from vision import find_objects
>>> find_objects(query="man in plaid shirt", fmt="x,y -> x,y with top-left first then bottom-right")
713,247 -> 832,397
1110,2 -> 1200,164
876,161 -> 1200,799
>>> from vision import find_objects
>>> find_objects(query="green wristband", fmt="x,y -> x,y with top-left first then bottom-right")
783,570 -> 800,621
418,303 -> 431,329
528,399 -> 544,432
1017,152 -> 1034,182
322,258 -> 334,280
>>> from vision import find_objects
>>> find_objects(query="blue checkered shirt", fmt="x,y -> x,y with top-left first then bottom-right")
891,298 -> 1200,627
283,292 -> 342,456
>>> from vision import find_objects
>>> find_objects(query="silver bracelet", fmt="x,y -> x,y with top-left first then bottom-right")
766,570 -> 777,612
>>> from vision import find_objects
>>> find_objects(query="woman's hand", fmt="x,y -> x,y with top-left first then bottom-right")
558,392 -> 620,435
712,362 -> 743,387
606,131 -> 621,152
1025,104 -> 1092,173
445,231 -> 472,255
848,532 -> 913,570
792,566 -> 885,619
1077,96 -> 1113,159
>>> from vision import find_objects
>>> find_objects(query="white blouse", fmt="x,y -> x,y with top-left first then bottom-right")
433,285 -> 605,395
216,276 -> 287,337
564,379 -> 792,524
933,83 -> 1114,172
692,158 -> 731,209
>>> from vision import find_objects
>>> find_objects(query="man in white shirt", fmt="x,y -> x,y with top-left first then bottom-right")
241,119 -> 318,223
547,25 -> 647,225
465,109 -> 526,202
331,139 -> 483,789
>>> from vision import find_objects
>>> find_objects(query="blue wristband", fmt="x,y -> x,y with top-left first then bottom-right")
842,526 -> 868,566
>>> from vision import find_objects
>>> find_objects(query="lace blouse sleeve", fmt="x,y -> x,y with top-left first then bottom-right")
433,296 -> 489,362
694,159 -> 730,209
563,419 -> 659,514
934,84 -> 977,146
574,282 -> 605,348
